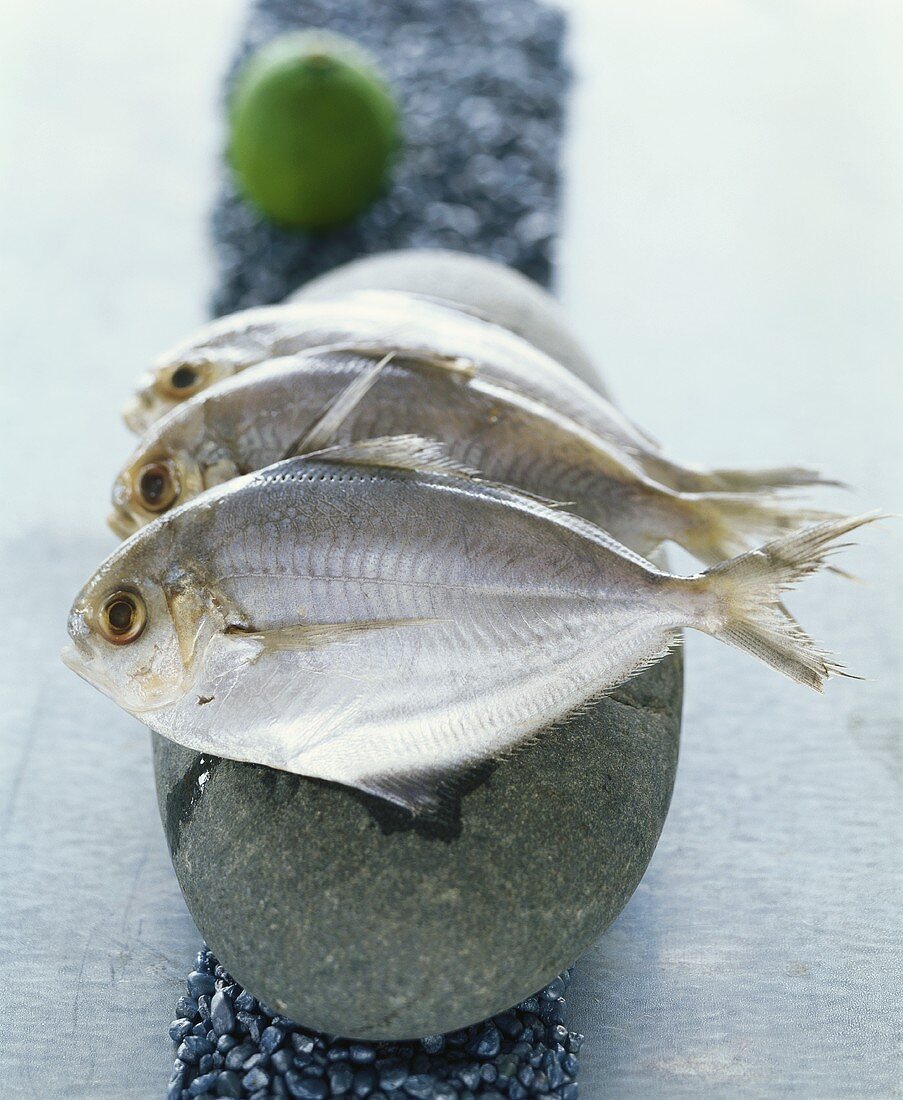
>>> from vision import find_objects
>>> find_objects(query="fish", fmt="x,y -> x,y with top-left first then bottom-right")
64,435 -> 876,814
110,348 -> 835,566
123,292 -> 413,433
125,289 -> 837,495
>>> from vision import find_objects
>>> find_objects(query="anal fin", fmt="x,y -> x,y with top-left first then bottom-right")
353,754 -> 497,832
356,771 -> 446,816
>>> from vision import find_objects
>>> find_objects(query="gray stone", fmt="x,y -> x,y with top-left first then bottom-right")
152,653 -> 681,1040
152,250 -> 683,1039
291,248 -> 608,395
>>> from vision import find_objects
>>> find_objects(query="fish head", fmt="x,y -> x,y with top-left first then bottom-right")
62,543 -> 189,714
123,349 -> 242,434
108,444 -> 208,539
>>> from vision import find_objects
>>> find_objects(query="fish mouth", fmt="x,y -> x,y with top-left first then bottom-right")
61,634 -> 121,703
122,381 -> 162,434
61,646 -> 135,716
60,643 -> 164,714
60,642 -> 102,688
108,509 -> 139,540
122,400 -> 151,434
60,643 -> 86,674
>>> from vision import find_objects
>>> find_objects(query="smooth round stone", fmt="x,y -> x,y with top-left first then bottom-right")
290,247 -> 609,395
153,252 -> 683,1038
153,655 -> 681,1039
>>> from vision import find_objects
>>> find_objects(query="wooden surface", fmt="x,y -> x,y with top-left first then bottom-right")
0,2 -> 900,1097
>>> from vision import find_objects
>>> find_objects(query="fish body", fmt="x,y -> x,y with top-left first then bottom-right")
128,291 -> 637,443
112,351 -> 833,563
127,290 -> 830,495
67,438 -> 872,812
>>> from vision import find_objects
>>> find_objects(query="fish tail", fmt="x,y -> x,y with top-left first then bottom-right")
702,465 -> 845,492
639,452 -> 843,494
689,513 -> 882,690
670,492 -> 842,565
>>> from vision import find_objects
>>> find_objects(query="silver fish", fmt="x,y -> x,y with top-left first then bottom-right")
110,350 -> 833,565
126,289 -> 836,495
65,436 -> 874,813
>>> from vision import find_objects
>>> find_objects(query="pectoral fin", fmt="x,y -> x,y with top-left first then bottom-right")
283,352 -> 394,459
284,346 -> 478,462
223,616 -> 441,655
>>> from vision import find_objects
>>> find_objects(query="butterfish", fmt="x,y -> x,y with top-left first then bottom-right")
110,350 -> 834,565
65,437 -> 875,813
125,290 -> 836,495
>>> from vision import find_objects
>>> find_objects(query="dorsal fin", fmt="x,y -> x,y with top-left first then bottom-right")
309,434 -> 482,478
308,434 -> 573,513
345,287 -> 498,327
309,339 -> 476,379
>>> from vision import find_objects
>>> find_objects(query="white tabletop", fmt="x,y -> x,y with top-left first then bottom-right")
0,2 -> 900,1097
560,4 -> 902,1096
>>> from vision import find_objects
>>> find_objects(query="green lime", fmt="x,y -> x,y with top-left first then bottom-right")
228,31 -> 399,230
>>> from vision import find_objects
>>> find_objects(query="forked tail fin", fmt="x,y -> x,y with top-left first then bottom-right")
702,465 -> 846,493
639,451 -> 844,494
672,493 -> 841,566
695,513 -> 882,690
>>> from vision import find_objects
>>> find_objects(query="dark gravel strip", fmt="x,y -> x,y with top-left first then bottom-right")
182,3 -> 579,1097
169,947 -> 582,1100
211,0 -> 570,314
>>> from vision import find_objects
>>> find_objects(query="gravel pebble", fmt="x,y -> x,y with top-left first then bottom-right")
217,1071 -> 244,1098
287,1074 -> 330,1100
329,1064 -> 354,1095
262,1026 -> 286,1054
350,1044 -> 377,1066
189,972 -> 219,999
212,990 -> 238,1037
179,1036 -> 215,1065
172,1019 -> 195,1043
353,1067 -> 377,1096
242,1067 -> 271,1093
169,949 -> 580,1098
189,1073 -> 220,1096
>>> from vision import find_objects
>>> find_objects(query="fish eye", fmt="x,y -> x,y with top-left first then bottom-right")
159,363 -> 206,399
171,365 -> 198,390
99,590 -> 146,645
135,460 -> 179,512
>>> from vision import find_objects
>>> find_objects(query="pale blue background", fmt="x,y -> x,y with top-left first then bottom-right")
0,2 -> 900,1096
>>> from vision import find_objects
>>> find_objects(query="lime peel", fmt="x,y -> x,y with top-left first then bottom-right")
228,31 -> 400,231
